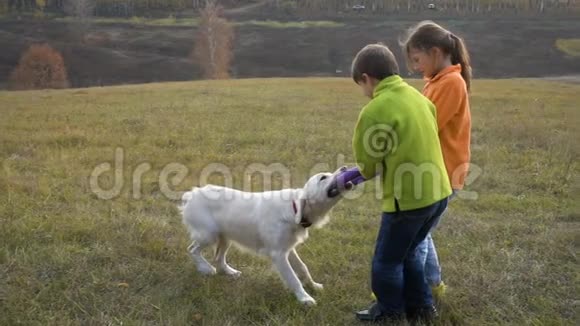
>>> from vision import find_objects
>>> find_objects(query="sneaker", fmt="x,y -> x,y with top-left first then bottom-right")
355,302 -> 404,322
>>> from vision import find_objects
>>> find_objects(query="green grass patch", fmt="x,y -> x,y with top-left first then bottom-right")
50,16 -> 344,28
55,16 -> 199,27
555,38 -> 580,57
236,20 -> 344,28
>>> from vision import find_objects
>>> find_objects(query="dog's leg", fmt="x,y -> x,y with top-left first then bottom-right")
188,239 -> 217,275
289,249 -> 323,291
271,252 -> 316,306
214,238 -> 241,277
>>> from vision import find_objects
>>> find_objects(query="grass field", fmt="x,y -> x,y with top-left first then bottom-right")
0,78 -> 578,325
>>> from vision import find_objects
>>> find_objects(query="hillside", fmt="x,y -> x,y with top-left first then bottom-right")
1,16 -> 579,88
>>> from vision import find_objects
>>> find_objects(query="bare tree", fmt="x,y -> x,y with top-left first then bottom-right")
64,0 -> 94,42
64,0 -> 94,19
192,1 -> 234,79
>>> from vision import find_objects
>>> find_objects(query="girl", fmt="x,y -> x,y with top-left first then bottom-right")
402,20 -> 472,297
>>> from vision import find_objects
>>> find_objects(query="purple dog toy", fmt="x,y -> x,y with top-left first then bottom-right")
337,167 -> 366,188
327,166 -> 368,197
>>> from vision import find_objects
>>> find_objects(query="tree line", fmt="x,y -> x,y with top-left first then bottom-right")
2,0 -> 577,16
273,0 -> 577,14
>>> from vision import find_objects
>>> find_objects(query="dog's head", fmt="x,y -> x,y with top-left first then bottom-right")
294,166 -> 349,228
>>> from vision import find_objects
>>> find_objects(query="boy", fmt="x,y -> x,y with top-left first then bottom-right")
348,44 -> 451,323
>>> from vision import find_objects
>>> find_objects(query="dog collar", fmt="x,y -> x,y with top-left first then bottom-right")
292,200 -> 312,228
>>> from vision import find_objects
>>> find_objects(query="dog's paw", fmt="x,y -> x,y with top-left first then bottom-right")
197,265 -> 217,276
298,295 -> 317,306
310,282 -> 324,291
223,268 -> 242,278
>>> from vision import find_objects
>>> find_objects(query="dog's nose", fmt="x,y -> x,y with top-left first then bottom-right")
327,179 -> 340,198
327,186 -> 340,198
327,180 -> 354,198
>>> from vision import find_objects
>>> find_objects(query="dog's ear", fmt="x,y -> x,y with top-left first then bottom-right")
294,198 -> 308,225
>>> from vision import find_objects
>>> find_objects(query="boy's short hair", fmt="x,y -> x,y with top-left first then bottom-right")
351,44 -> 400,83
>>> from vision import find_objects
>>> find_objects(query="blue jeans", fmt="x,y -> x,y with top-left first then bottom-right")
420,233 -> 442,286
371,197 -> 448,314
418,190 -> 457,286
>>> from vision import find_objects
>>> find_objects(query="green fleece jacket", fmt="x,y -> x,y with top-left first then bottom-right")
352,75 -> 452,212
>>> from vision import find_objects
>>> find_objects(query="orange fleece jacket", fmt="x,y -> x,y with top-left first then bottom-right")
423,64 -> 471,189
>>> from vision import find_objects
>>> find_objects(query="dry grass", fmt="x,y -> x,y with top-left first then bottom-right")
0,78 -> 578,325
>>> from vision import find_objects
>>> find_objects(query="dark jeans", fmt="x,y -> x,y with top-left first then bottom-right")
371,197 -> 448,314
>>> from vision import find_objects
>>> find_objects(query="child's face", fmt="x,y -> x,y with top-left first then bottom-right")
356,74 -> 377,98
408,47 -> 441,79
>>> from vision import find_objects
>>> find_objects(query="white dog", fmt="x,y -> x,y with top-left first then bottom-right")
180,167 -> 349,305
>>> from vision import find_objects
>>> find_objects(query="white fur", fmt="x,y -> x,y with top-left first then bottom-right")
181,168 -> 346,305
